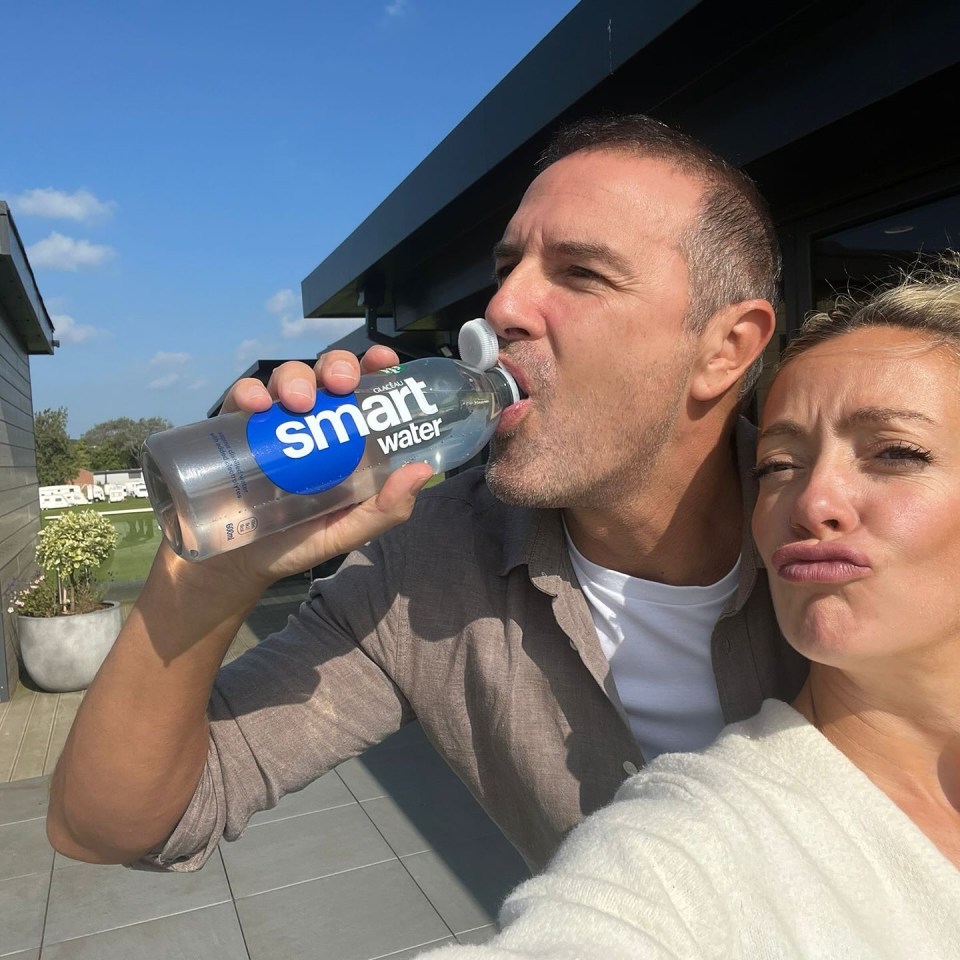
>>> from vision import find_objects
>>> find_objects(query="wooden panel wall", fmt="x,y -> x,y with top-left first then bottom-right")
0,302 -> 41,701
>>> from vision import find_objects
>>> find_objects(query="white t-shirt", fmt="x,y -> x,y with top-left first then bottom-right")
565,531 -> 738,761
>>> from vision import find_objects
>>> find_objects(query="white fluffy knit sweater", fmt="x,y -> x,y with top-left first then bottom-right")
420,700 -> 960,959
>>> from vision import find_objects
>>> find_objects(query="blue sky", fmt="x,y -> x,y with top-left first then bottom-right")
3,0 -> 579,436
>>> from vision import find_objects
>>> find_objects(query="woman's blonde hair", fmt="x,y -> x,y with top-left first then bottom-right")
779,254 -> 960,368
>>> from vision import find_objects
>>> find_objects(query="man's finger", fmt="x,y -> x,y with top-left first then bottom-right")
316,350 -> 362,395
219,378 -> 274,415
359,344 -> 401,375
266,361 -> 318,413
322,462 -> 433,557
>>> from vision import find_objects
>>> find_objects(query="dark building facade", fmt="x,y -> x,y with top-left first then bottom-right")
0,202 -> 56,701
300,0 -> 960,393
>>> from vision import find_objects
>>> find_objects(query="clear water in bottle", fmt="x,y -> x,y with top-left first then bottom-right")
141,357 -> 518,561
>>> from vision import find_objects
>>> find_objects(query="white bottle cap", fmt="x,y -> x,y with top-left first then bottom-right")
458,317 -> 500,371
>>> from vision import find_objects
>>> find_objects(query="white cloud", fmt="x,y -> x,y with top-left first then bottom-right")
145,354 -> 202,391
147,373 -> 181,390
150,351 -> 191,367
265,288 -> 361,344
281,315 -> 364,343
385,0 -> 410,15
280,316 -> 327,338
50,312 -> 106,344
266,288 -> 297,314
234,338 -> 276,371
27,232 -> 115,271
13,187 -> 115,221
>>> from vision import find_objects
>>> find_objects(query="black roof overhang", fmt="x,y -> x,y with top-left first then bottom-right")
301,0 -> 960,343
0,202 -> 56,355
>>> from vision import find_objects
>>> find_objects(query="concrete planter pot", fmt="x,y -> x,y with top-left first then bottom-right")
17,601 -> 122,692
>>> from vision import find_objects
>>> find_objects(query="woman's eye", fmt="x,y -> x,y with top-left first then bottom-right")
876,443 -> 933,465
752,459 -> 797,479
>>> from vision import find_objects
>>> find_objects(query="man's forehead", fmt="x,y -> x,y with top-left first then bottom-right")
528,149 -> 701,202
506,150 -> 700,230
498,152 -> 698,255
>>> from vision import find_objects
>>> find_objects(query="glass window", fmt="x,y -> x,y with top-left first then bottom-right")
810,192 -> 960,310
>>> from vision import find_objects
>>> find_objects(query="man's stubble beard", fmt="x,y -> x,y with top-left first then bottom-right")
484,359 -> 689,513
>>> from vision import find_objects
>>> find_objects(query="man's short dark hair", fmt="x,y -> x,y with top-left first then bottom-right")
541,115 -> 780,396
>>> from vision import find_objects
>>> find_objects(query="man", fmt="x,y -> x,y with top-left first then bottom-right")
46,115 -> 806,872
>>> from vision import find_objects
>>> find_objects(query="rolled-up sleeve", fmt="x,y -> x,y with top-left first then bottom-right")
139,539 -> 416,871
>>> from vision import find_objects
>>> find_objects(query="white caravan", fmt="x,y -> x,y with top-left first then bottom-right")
83,483 -> 106,502
104,483 -> 126,503
38,485 -> 88,508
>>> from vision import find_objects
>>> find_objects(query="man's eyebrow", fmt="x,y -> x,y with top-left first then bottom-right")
547,240 -> 631,274
492,240 -> 522,262
491,238 -> 631,275
759,407 -> 936,442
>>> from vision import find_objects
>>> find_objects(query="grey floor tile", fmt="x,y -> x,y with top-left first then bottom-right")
248,769 -> 354,826
1,950 -> 39,960
0,872 -> 48,957
336,741 -> 457,802
364,720 -> 428,756
360,788 -> 504,858
377,939 -> 455,959
401,835 -> 529,934
222,803 -> 395,898
44,852 -> 232,945
0,819 -> 55,882
0,776 -> 50,826
339,741 -> 506,858
39,902 -> 248,960
237,858 -> 450,960
456,925 -> 499,945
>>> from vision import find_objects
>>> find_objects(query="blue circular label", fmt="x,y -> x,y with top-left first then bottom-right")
246,391 -> 366,495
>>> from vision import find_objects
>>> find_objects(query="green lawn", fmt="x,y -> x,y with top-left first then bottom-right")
41,477 -> 449,584
41,500 -> 161,584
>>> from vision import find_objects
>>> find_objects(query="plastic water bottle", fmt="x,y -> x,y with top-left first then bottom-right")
141,320 -> 516,561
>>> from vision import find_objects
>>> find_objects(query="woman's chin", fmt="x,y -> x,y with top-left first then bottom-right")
782,602 -> 872,666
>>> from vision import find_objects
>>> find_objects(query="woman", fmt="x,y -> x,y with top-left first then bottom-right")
417,270 -> 960,959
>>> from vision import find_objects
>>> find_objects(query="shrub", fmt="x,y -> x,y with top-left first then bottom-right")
9,510 -> 118,617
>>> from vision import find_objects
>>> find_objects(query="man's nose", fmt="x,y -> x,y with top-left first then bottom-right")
485,264 -> 548,342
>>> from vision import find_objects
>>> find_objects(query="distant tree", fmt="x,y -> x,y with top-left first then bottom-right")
34,407 -> 79,485
71,437 -> 91,472
138,416 -> 174,438
87,436 -> 129,472
82,416 -> 173,469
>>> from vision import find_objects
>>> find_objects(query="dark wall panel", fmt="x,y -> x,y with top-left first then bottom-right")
0,304 -> 40,701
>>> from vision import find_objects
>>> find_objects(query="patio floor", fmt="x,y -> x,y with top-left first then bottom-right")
0,580 -> 528,959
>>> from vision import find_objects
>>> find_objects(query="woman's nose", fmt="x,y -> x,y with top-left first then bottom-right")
485,265 -> 548,342
788,466 -> 857,537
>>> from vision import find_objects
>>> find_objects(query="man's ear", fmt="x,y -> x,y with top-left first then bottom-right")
690,299 -> 776,402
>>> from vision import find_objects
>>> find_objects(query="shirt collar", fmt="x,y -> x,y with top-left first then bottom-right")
495,415 -> 762,612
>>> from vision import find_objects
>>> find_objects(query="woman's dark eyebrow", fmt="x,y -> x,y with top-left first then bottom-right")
758,420 -> 804,442
759,407 -> 936,442
841,406 -> 936,428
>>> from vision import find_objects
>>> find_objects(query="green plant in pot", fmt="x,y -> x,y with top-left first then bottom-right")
7,510 -> 121,692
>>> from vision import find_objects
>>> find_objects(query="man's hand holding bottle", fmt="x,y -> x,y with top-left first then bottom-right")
197,345 -> 434,589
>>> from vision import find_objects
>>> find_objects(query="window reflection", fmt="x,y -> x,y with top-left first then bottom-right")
811,193 -> 960,309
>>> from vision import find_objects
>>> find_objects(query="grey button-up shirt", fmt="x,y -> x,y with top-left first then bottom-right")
150,418 -> 807,872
